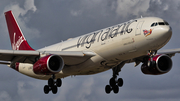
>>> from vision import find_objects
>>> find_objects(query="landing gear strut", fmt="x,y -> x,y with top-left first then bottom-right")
43,74 -> 62,94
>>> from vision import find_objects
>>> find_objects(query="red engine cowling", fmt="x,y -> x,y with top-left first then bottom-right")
33,54 -> 64,75
141,54 -> 172,75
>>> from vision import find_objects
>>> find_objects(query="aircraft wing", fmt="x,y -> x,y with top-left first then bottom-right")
0,49 -> 96,65
157,48 -> 180,57
40,51 -> 96,65
123,48 -> 180,67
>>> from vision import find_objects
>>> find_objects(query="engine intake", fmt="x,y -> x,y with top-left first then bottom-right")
141,54 -> 172,75
33,54 -> 64,75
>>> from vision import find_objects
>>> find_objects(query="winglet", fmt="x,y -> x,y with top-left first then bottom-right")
4,11 -> 34,50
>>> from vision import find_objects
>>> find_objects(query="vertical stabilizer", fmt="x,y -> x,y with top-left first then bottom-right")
4,11 -> 34,50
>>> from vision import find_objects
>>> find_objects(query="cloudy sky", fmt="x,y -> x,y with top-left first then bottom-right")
0,0 -> 180,101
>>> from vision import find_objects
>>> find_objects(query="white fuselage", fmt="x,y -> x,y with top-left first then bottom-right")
17,17 -> 172,80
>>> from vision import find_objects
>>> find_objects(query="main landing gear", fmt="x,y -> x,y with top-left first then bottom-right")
43,74 -> 62,94
105,76 -> 123,94
105,61 -> 125,94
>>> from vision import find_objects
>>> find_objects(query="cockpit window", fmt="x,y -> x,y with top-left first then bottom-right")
151,22 -> 158,27
158,22 -> 165,25
151,23 -> 155,27
151,21 -> 169,27
154,22 -> 157,26
164,21 -> 169,25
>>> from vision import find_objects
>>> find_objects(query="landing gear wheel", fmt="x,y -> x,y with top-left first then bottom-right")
113,85 -> 119,94
48,78 -> 54,87
56,78 -> 62,87
52,86 -> 58,94
118,78 -> 123,87
109,78 -> 116,87
44,85 -> 49,94
105,85 -> 111,94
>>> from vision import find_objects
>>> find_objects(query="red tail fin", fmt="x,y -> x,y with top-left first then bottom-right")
4,11 -> 34,50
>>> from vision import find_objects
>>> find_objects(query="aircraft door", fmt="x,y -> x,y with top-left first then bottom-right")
135,21 -> 144,36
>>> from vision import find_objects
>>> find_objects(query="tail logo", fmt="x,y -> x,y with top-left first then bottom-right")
12,32 -> 25,50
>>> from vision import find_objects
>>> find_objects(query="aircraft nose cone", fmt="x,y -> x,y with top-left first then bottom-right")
159,26 -> 172,44
161,26 -> 172,37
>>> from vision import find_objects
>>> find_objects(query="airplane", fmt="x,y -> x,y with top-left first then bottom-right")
0,10 -> 177,94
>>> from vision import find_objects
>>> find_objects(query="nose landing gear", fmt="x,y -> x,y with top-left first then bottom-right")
43,74 -> 62,94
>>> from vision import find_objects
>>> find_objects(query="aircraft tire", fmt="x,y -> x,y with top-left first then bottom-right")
105,85 -> 111,94
109,78 -> 116,87
52,86 -> 58,94
48,78 -> 54,87
56,78 -> 62,87
44,85 -> 49,94
118,78 -> 123,87
113,85 -> 119,94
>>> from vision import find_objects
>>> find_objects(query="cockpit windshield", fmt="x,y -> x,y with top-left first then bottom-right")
151,20 -> 169,27
158,22 -> 165,25
151,23 -> 157,27
164,21 -> 169,25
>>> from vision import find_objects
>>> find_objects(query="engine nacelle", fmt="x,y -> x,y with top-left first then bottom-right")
141,54 -> 172,75
33,54 -> 64,75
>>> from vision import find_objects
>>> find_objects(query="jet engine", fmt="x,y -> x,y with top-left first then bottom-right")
141,54 -> 172,75
33,54 -> 64,75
